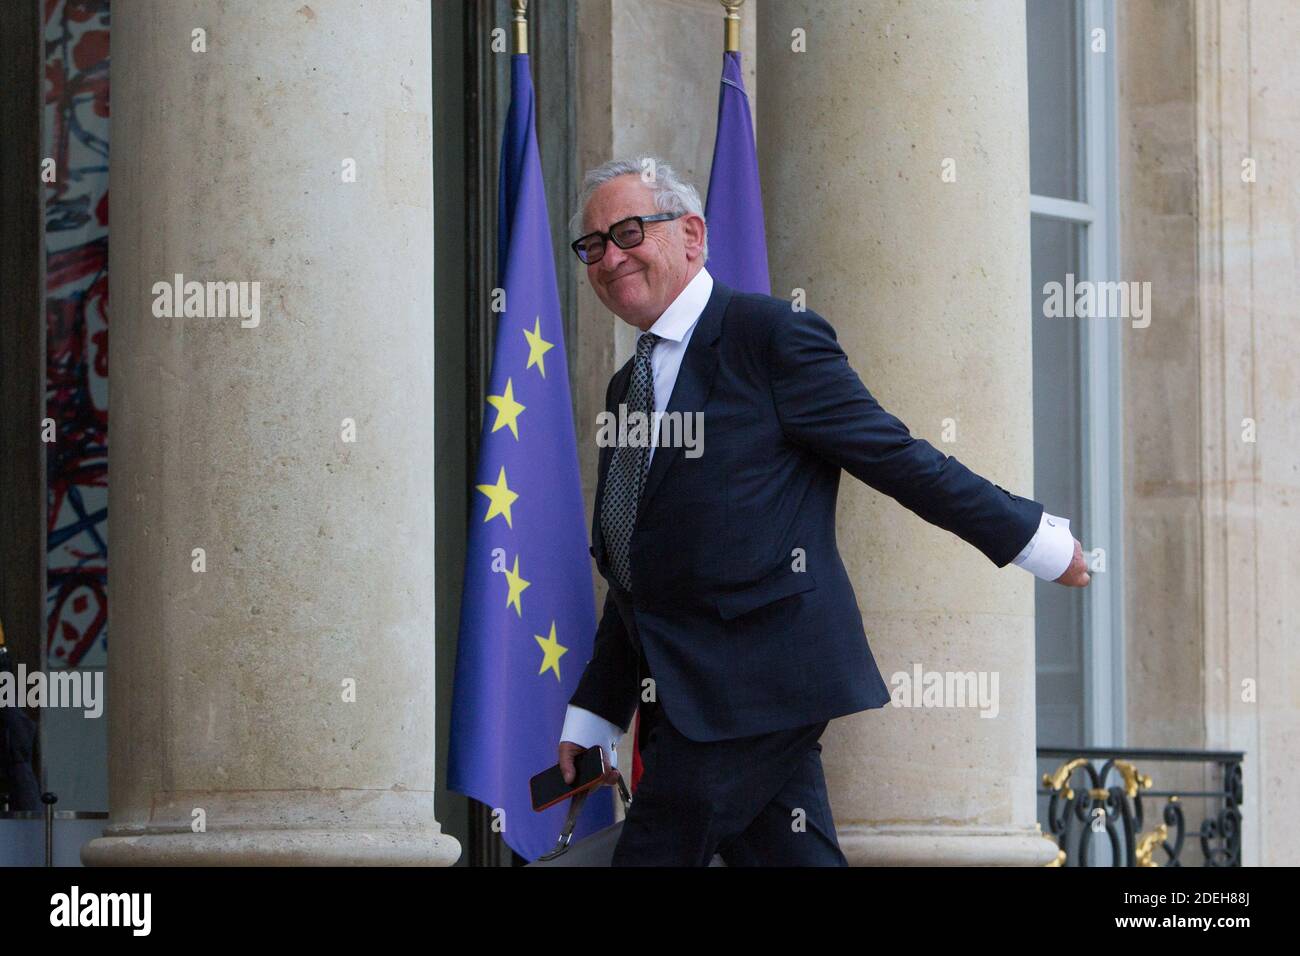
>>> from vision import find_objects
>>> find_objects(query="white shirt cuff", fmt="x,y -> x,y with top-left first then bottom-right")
560,705 -> 624,771
1011,511 -> 1075,581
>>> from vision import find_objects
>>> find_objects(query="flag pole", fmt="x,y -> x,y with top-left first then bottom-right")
721,0 -> 743,52
513,0 -> 529,55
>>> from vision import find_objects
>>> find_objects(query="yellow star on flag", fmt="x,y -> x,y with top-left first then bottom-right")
503,554 -> 530,617
485,378 -> 526,440
523,316 -> 554,378
476,466 -> 518,527
534,621 -> 568,681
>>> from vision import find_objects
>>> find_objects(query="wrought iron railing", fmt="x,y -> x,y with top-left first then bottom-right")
1037,746 -> 1243,866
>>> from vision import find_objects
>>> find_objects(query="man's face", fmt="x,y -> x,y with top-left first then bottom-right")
580,174 -> 704,330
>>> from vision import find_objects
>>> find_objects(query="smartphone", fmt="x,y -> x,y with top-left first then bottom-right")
530,745 -> 608,812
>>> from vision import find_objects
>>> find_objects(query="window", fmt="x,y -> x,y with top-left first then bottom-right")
1026,0 -> 1125,748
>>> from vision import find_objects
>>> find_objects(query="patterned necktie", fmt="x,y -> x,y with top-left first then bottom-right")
601,332 -> 661,593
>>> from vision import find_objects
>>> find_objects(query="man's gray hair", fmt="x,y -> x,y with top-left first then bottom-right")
569,156 -> 708,262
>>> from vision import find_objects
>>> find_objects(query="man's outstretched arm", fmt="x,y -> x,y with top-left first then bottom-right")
768,306 -> 1089,585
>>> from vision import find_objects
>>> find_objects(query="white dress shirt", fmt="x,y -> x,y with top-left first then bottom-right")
560,266 -> 1077,763
639,264 -> 714,469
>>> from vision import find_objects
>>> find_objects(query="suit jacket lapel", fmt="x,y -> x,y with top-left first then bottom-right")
636,279 -> 730,522
591,278 -> 734,566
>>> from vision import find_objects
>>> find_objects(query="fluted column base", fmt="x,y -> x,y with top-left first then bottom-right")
839,824 -> 1060,867
82,789 -> 460,866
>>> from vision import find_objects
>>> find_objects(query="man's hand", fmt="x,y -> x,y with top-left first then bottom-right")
559,741 -> 620,789
558,740 -> 586,784
1054,537 -> 1091,587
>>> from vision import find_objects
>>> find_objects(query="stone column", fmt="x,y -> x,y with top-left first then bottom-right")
84,0 -> 458,865
758,0 -> 1055,865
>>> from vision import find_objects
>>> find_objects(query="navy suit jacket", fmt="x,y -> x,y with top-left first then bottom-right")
570,278 -> 1043,742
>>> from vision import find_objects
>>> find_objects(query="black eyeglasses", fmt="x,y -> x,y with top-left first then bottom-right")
570,213 -> 683,264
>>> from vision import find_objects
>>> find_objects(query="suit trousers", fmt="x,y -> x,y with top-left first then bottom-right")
612,630 -> 848,867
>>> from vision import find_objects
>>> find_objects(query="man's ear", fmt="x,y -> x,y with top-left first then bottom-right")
682,214 -> 707,260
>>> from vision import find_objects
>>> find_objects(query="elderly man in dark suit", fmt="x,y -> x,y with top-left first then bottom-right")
558,157 -> 1089,866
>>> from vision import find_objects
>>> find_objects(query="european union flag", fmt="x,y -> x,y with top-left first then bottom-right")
447,52 -> 611,862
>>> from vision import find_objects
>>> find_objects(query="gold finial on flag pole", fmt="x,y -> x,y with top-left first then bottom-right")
512,0 -> 529,55
720,0 -> 744,53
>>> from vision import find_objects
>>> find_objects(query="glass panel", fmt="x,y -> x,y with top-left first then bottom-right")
1030,214 -> 1087,747
1026,0 -> 1083,201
